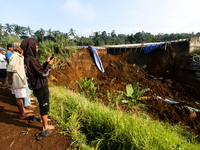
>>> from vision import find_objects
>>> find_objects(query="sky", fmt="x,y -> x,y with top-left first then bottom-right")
0,0 -> 200,37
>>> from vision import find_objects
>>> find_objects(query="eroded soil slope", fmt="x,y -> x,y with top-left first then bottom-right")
50,42 -> 200,135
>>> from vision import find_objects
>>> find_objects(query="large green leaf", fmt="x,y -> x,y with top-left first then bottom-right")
126,84 -> 133,97
117,91 -> 127,96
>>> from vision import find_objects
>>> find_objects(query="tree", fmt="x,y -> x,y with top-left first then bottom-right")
126,34 -> 135,44
5,23 -> 13,35
35,28 -> 46,42
118,34 -> 127,40
93,32 -> 104,46
69,28 -> 76,39
27,26 -> 34,37
40,28 -> 46,42
79,36 -> 86,46
47,28 -> 53,41
52,30 -> 61,41
146,33 -> 155,42
84,38 -> 94,46
169,33 -> 176,41
101,31 -> 107,39
13,24 -> 23,36
134,32 -> 143,43
111,30 -> 117,38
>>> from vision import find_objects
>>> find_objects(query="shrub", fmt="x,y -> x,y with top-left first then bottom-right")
117,82 -> 149,110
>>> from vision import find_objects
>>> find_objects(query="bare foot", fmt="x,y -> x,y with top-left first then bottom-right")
25,105 -> 37,109
40,118 -> 51,123
24,109 -> 33,113
30,98 -> 36,101
43,125 -> 55,130
20,113 -> 31,120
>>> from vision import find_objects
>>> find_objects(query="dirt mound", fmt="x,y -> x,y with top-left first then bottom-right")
50,42 -> 200,135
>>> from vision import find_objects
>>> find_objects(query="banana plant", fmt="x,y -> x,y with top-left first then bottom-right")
117,82 -> 150,110
76,78 -> 98,101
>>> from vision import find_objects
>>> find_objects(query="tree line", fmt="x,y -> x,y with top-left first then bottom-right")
0,23 -> 200,47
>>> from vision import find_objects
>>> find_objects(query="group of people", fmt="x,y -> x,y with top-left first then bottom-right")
0,38 -> 55,140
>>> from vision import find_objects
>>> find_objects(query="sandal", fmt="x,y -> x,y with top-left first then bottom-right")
35,130 -> 44,137
26,115 -> 41,123
36,129 -> 54,141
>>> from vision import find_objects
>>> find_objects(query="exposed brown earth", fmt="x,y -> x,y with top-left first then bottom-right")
50,41 -> 200,135
0,86 -> 74,150
0,41 -> 200,150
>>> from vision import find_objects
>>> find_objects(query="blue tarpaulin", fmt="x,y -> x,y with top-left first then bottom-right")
142,43 -> 165,54
88,46 -> 105,73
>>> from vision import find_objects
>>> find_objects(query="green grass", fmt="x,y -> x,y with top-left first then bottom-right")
192,48 -> 200,56
49,86 -> 200,150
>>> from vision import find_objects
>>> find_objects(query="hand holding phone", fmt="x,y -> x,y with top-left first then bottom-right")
48,54 -> 54,65
50,54 -> 54,60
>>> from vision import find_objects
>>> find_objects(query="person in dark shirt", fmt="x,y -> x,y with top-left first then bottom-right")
21,38 -> 55,133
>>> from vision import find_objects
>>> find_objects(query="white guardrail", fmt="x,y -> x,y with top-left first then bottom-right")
66,38 -> 189,50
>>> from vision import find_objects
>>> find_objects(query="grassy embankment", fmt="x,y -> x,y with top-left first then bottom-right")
48,86 -> 200,150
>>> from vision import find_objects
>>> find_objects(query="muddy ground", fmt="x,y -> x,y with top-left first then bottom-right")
0,86 -> 74,150
51,41 -> 200,135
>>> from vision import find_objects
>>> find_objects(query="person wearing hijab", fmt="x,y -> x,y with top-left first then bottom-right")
21,38 -> 55,140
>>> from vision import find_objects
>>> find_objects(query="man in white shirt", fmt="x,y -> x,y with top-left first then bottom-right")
0,47 -> 7,86
7,45 -> 31,119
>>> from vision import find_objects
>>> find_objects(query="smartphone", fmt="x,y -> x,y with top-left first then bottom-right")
50,54 -> 54,60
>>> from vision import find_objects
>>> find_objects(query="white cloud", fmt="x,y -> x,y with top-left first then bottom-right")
118,0 -> 200,34
62,0 -> 95,23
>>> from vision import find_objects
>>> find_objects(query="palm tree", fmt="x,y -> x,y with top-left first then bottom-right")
35,30 -> 41,42
27,26 -> 33,37
40,28 -> 46,42
69,28 -> 76,39
34,28 -> 46,42
52,30 -> 61,41
13,24 -> 23,36
5,23 -> 13,35
63,33 -> 69,40
47,28 -> 53,40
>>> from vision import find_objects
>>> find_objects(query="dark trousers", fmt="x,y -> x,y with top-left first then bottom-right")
33,88 -> 49,116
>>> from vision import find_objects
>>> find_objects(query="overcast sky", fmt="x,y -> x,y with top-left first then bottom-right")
0,0 -> 199,37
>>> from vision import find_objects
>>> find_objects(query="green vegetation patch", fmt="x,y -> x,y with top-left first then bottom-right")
49,86 -> 200,150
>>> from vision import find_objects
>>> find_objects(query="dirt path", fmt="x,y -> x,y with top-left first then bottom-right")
0,86 -> 74,150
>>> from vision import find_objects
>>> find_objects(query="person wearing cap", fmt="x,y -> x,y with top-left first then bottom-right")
0,47 -> 7,86
5,43 -> 14,64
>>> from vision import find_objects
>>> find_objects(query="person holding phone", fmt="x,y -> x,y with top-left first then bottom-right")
21,38 -> 55,140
